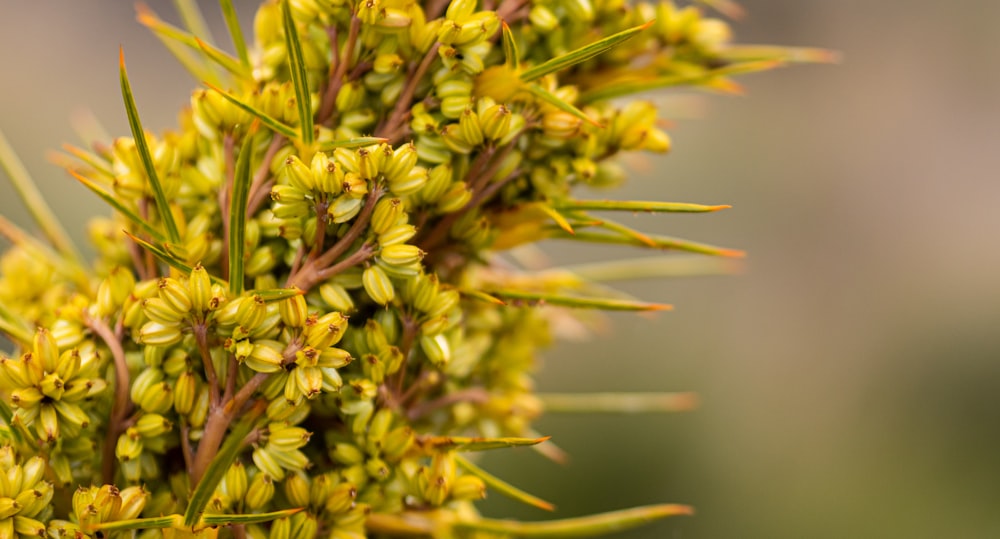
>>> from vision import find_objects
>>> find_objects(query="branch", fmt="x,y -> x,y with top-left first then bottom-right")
87,315 -> 132,484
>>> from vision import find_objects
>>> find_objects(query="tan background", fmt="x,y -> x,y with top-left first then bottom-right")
2,1 -> 1000,537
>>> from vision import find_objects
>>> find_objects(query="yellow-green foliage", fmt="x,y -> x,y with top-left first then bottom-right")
0,0 -> 827,537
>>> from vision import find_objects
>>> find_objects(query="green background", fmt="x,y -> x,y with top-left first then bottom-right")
2,1 -> 999,537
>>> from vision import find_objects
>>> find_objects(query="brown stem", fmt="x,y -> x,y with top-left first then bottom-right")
88,315 -> 131,484
391,313 -> 419,395
319,16 -> 361,125
193,323 -> 220,408
378,43 -> 442,144
190,371 -> 270,484
246,135 -> 285,217
310,242 -> 376,284
287,186 -> 383,290
407,387 -> 491,421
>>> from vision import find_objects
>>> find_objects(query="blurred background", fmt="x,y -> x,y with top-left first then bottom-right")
2,1 -> 1000,537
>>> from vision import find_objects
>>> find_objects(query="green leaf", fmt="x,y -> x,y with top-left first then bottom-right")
195,37 -> 252,80
458,288 -> 507,305
419,435 -> 551,452
526,84 -> 601,127
201,508 -> 304,526
68,170 -> 166,242
0,126 -> 81,263
720,45 -> 841,64
93,515 -> 179,532
501,21 -> 520,71
0,215 -> 90,292
556,255 -> 742,282
120,47 -> 182,244
124,232 -> 199,278
317,137 -> 390,151
453,504 -> 694,537
694,0 -> 746,19
551,200 -> 730,213
0,302 -> 33,346
61,143 -> 115,180
184,413 -> 260,526
552,229 -> 746,258
536,203 -> 575,234
519,20 -> 653,82
281,0 -> 314,145
456,455 -> 555,511
173,0 -> 216,47
205,83 -> 299,139
487,290 -> 672,312
220,0 -> 251,69
229,129 -> 256,295
136,4 -> 221,86
539,392 -> 699,413
255,288 -> 305,303
580,60 -> 785,103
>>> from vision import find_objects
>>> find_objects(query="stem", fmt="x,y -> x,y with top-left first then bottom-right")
287,186 -> 383,290
319,16 -> 360,125
88,315 -> 131,484
189,371 -> 269,484
246,135 -> 285,217
193,323 -> 220,408
407,387 -> 490,421
379,43 -> 441,144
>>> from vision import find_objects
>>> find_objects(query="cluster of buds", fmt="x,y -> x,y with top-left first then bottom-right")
0,0 -> 825,536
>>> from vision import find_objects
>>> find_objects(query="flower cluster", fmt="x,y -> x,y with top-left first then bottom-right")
0,0 -> 824,537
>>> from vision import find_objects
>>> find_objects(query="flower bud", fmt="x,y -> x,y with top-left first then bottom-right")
173,371 -> 198,415
158,277 -> 192,316
362,266 -> 395,306
420,334 -> 451,367
278,290 -> 308,328
282,155 -> 315,192
189,264 -> 213,314
245,471 -> 275,510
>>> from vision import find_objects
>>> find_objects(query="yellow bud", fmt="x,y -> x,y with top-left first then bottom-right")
387,166 -> 427,196
445,0 -> 476,21
311,152 -> 344,195
173,371 -> 198,415
138,321 -> 183,346
189,264 -> 212,314
328,195 -> 364,224
371,198 -> 403,236
379,244 -> 424,267
323,482 -> 357,515
282,155 -> 315,192
451,474 -> 487,501
135,413 -> 173,438
116,432 -> 143,462
436,182 -> 472,214
33,328 -> 59,374
480,103 -> 512,142
420,334 -> 451,367
118,486 -> 148,521
278,290 -> 308,328
245,472 -> 274,510
284,472 -> 312,509
362,266 -> 395,306
155,280 -> 191,320
13,516 -> 45,536
319,283 -> 355,313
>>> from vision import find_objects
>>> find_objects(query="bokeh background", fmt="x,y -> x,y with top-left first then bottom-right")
3,1 -> 1000,537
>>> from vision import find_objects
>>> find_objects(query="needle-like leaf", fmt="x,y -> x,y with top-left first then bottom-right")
520,21 -> 653,82
539,392 -> 700,413
136,4 -> 249,80
454,504 -> 694,537
136,3 -> 220,86
0,302 -> 33,346
580,60 -> 784,103
418,435 -> 551,451
205,82 -> 299,139
552,229 -> 746,258
317,137 -> 390,151
555,255 -> 742,282
255,288 -> 306,303
93,516 -> 179,532
281,0 -> 314,145
456,455 -> 555,511
0,127 -> 81,263
173,0 -> 216,47
120,47 -> 181,243
501,21 -> 520,71
68,170 -> 166,242
61,143 -> 115,180
220,0 -> 251,69
201,508 -> 304,525
551,200 -> 731,213
526,84 -> 601,127
488,290 -> 672,311
184,412 -> 260,526
229,126 -> 257,294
